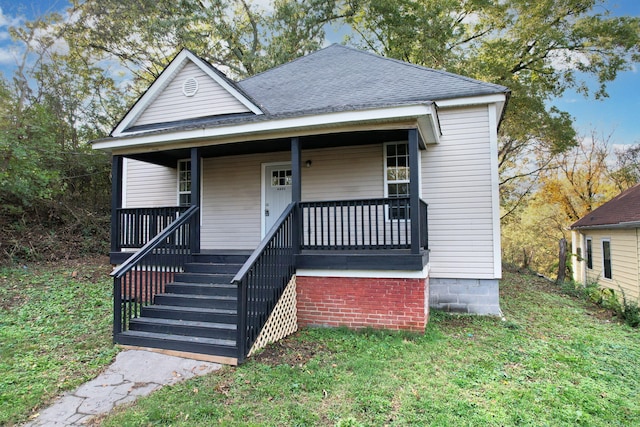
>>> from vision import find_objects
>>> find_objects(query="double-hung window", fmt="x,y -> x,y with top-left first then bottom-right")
586,237 -> 593,270
602,239 -> 612,280
177,159 -> 191,207
385,142 -> 410,220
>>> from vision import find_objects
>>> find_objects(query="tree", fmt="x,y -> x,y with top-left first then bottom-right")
611,143 -> 640,190
344,0 -> 640,214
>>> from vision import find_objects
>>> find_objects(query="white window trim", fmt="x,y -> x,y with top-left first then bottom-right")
383,141 -> 410,222
177,159 -> 191,207
586,237 -> 593,270
601,238 -> 612,280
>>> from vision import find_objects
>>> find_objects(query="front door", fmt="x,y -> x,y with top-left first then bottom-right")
263,163 -> 292,236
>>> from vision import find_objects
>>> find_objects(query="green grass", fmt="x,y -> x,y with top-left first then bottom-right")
101,269 -> 640,427
0,260 -> 119,426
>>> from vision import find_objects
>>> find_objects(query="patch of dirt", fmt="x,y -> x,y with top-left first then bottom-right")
253,335 -> 326,367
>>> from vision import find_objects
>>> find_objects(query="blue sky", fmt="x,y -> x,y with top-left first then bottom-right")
1,0 -> 638,145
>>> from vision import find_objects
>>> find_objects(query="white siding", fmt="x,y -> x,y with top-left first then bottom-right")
421,106 -> 496,279
133,62 -> 251,127
124,159 -> 176,208
200,145 -> 383,250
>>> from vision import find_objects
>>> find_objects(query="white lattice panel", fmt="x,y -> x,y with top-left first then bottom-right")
249,275 -> 298,357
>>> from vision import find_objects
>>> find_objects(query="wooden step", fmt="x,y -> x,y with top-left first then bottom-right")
116,330 -> 237,358
129,317 -> 236,340
165,282 -> 236,297
141,304 -> 237,323
154,293 -> 236,310
184,262 -> 244,274
174,272 -> 235,284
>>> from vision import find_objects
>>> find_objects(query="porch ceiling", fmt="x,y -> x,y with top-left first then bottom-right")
127,129 -> 414,168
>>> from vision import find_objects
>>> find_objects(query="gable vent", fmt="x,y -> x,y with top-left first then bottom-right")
182,77 -> 199,97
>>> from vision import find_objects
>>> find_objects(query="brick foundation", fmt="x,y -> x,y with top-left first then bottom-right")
296,276 -> 428,332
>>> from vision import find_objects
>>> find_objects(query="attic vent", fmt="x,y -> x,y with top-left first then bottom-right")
182,77 -> 199,97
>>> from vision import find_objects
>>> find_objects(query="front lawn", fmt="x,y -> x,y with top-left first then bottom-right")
101,268 -> 640,426
0,259 -> 119,426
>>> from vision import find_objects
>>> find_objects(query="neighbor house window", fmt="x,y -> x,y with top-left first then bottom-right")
178,159 -> 191,206
586,238 -> 593,270
385,142 -> 409,220
602,239 -> 612,279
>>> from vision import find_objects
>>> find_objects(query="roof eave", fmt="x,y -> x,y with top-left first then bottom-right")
571,220 -> 640,230
93,103 -> 440,153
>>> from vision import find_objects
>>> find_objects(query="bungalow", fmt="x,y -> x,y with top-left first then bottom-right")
94,44 -> 509,364
571,183 -> 640,303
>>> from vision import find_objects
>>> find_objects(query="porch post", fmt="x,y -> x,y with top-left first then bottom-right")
110,155 -> 123,254
291,137 -> 301,254
190,147 -> 201,253
409,129 -> 421,254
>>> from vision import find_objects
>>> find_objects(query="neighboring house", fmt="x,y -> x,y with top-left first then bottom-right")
94,44 -> 509,364
571,183 -> 640,304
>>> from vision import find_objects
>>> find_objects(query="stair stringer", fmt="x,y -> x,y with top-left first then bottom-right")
248,275 -> 298,357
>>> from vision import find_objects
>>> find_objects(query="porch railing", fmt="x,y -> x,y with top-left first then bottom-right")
300,197 -> 427,250
111,205 -> 199,336
115,206 -> 189,250
232,203 -> 297,364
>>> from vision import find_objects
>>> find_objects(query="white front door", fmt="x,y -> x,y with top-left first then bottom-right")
263,163 -> 292,236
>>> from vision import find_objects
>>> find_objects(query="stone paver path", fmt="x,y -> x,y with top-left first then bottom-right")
24,350 -> 221,426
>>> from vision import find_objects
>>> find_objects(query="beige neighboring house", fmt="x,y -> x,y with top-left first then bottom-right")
571,183 -> 640,303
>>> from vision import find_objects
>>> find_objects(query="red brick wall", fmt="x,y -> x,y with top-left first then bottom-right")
296,276 -> 428,332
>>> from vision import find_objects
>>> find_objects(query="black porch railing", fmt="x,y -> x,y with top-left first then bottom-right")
300,197 -> 428,250
232,203 -> 297,364
111,206 -> 199,335
115,206 -> 189,250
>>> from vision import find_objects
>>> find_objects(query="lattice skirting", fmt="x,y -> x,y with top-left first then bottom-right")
248,275 -> 298,357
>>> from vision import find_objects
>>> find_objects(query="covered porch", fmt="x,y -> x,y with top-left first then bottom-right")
108,128 -> 430,364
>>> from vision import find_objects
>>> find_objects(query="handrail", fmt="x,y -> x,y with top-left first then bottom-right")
112,205 -> 199,279
115,206 -> 189,250
232,202 -> 297,283
233,202 -> 297,363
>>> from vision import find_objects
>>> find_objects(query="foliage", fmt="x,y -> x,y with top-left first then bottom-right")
502,132 -> 620,276
0,260 -> 118,425
100,269 -> 640,426
344,0 -> 640,215
611,143 -> 640,190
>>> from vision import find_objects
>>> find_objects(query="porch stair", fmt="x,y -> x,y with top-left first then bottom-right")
115,252 -> 249,362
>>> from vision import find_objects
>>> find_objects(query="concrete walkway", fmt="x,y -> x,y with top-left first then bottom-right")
24,350 -> 221,426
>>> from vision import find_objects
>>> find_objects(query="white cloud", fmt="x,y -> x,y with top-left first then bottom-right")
0,47 -> 16,64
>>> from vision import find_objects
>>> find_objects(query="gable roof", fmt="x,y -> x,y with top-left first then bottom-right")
97,44 -> 509,151
112,49 -> 263,136
571,183 -> 640,229
238,44 -> 508,116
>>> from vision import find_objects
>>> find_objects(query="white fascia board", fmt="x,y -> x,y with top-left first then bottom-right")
94,104 -> 439,152
112,50 -> 262,137
435,93 -> 507,108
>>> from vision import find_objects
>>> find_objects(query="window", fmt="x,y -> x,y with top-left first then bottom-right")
586,238 -> 593,270
271,169 -> 292,187
177,159 -> 191,206
602,239 -> 612,279
385,142 -> 409,220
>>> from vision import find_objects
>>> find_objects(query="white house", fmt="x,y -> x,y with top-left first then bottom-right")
94,44 -> 509,364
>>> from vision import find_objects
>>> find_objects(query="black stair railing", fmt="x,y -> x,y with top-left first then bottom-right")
233,203 -> 297,363
111,206 -> 199,337
115,206 -> 189,250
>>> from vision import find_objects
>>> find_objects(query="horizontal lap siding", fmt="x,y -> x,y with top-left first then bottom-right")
201,152 -> 288,250
134,62 -> 251,127
584,229 -> 639,302
200,145 -> 383,250
124,159 -> 176,208
422,106 -> 496,279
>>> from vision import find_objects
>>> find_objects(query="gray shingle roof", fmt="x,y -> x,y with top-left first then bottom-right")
238,44 -> 508,115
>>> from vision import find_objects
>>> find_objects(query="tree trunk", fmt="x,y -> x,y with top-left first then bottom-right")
556,238 -> 567,284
